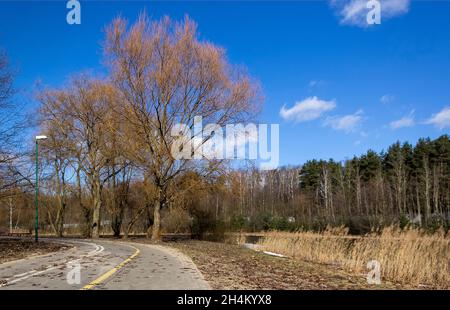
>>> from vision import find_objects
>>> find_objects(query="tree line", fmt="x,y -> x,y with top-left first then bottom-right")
221,136 -> 450,234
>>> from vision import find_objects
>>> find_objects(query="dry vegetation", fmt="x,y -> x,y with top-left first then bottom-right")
248,227 -> 449,289
167,240 -> 404,290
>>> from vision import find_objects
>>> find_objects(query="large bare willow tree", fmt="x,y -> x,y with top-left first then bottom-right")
104,14 -> 260,240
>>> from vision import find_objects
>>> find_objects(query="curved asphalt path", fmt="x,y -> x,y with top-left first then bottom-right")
0,239 -> 210,290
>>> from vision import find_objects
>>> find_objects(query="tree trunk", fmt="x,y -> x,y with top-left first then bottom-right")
356,168 -> 362,214
91,177 -> 102,238
151,185 -> 166,242
151,198 -> 161,241
54,159 -> 66,237
110,164 -> 122,238
416,181 -> 421,226
111,213 -> 122,238
424,158 -> 431,225
433,165 -> 439,215
55,204 -> 65,237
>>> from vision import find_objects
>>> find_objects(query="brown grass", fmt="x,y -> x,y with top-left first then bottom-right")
246,227 -> 449,288
167,240 -> 401,289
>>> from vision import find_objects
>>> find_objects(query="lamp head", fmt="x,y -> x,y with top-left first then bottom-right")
35,135 -> 48,141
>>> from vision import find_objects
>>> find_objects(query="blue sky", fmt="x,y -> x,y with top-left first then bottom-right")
1,0 -> 450,166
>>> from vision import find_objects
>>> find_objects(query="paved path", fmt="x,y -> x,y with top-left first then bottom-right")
0,239 -> 210,290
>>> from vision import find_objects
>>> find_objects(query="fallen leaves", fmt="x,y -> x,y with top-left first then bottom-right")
0,238 -> 65,264
169,240 -> 401,290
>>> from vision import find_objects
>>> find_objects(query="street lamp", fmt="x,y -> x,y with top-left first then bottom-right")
35,135 -> 47,242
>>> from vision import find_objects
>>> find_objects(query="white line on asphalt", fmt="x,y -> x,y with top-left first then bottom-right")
0,240 -> 104,288
13,270 -> 38,278
2,266 -> 60,286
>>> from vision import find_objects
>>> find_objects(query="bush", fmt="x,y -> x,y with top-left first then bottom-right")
230,212 -> 300,232
230,215 -> 246,231
161,207 -> 192,234
190,207 -> 226,241
249,211 -> 272,231
345,216 -> 377,234
426,214 -> 450,233
268,216 -> 289,231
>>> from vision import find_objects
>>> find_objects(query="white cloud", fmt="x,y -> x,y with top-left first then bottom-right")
425,107 -> 450,129
380,94 -> 395,104
279,96 -> 336,122
330,0 -> 410,27
308,80 -> 325,88
389,110 -> 415,129
323,109 -> 364,133
389,116 -> 414,129
389,117 -> 414,129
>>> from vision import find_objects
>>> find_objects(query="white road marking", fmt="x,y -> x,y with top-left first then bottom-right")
2,266 -> 60,286
13,270 -> 38,278
0,240 -> 105,288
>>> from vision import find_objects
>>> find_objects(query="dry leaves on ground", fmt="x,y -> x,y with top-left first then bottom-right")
0,238 -> 66,264
167,240 -> 405,290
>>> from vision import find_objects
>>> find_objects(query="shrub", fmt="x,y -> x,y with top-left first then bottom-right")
230,215 -> 246,231
161,207 -> 192,234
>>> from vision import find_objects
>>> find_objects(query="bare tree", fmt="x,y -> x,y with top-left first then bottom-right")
38,76 -> 122,238
104,14 -> 260,240
38,89 -> 74,236
0,49 -> 24,195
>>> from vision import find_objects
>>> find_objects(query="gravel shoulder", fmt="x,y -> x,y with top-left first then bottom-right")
166,240 -> 405,290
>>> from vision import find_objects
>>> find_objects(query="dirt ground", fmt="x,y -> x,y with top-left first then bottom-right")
164,240 -> 405,290
0,238 -> 66,264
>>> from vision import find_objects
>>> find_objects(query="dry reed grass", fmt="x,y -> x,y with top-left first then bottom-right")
249,227 -> 449,288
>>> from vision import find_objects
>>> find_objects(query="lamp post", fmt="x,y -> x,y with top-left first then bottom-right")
35,135 -> 47,242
